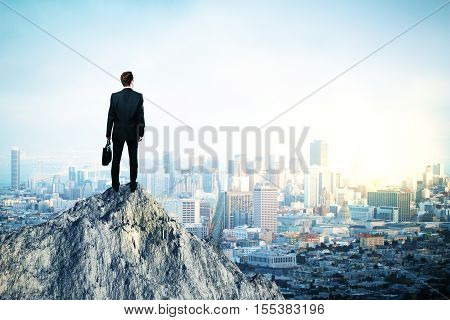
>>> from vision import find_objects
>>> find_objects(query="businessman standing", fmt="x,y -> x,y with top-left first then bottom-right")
106,71 -> 145,192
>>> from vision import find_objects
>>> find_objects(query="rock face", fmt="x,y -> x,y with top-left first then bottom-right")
0,185 -> 283,300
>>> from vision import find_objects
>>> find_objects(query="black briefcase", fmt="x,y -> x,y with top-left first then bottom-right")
102,140 -> 112,166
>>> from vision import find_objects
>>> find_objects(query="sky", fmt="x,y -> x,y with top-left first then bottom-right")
0,0 -> 449,185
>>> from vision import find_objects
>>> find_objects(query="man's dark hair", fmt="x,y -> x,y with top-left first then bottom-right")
120,71 -> 133,86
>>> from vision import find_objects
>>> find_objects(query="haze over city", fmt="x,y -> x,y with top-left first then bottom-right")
1,0 -> 449,186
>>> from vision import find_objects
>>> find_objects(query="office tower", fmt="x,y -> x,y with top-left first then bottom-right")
224,191 -> 253,229
423,165 -> 433,187
367,190 -> 412,222
52,175 -> 65,194
310,140 -> 328,167
200,200 -> 212,225
149,166 -> 170,197
228,159 -> 241,177
253,183 -> 278,232
376,206 -> 399,223
76,170 -> 86,187
202,170 -> 218,194
163,152 -> 175,195
304,166 -> 319,207
11,147 -> 20,190
433,163 -> 442,177
82,180 -> 94,198
181,199 -> 200,224
227,158 -> 241,191
266,157 -> 281,189
68,167 -> 76,182
176,171 -> 202,196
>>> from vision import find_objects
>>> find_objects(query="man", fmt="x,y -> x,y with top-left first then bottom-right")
106,71 -> 145,192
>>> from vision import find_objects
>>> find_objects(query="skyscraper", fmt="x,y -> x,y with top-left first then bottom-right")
68,167 -> 76,182
253,183 -> 278,232
310,140 -> 328,167
304,166 -> 319,208
423,165 -> 433,187
11,147 -> 20,190
367,190 -> 412,222
432,163 -> 441,177
163,152 -> 175,195
224,191 -> 253,228
76,170 -> 86,187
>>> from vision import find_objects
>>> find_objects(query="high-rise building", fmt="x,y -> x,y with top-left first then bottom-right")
423,165 -> 433,187
11,147 -> 20,190
76,170 -> 86,187
163,152 -> 175,195
200,200 -> 212,226
310,140 -> 328,167
367,190 -> 412,222
304,166 -> 319,207
253,183 -> 278,232
202,170 -> 217,193
433,163 -> 442,177
68,167 -> 76,182
224,191 -> 253,229
149,166 -> 170,197
181,199 -> 200,224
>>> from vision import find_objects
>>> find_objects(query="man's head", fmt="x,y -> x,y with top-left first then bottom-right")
120,71 -> 134,87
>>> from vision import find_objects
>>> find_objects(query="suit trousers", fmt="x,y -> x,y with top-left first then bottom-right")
111,139 -> 138,188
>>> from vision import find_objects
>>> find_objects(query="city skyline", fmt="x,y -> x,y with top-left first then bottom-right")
0,0 -> 449,185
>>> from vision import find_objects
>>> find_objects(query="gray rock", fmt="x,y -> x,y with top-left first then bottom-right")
0,185 -> 283,300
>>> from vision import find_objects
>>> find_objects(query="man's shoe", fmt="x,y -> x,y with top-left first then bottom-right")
130,182 -> 137,193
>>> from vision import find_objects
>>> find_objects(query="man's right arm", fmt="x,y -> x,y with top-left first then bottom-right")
106,94 -> 115,139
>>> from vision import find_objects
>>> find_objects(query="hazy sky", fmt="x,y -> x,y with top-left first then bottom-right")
0,0 -> 449,184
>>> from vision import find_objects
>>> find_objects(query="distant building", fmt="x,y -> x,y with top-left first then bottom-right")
68,167 -> 76,182
184,223 -> 209,239
337,201 -> 352,224
223,225 -> 261,240
76,170 -> 86,187
248,250 -> 296,268
163,151 -> 175,195
224,191 -> 253,229
432,163 -> 441,176
253,183 -> 278,232
349,205 -> 374,221
310,140 -> 328,167
375,206 -> 399,222
298,233 -> 321,248
199,199 -> 212,225
359,234 -> 384,249
277,213 -> 313,233
368,190 -> 412,222
202,170 -> 217,193
11,147 -> 20,190
304,166 -> 319,207
181,199 -> 200,224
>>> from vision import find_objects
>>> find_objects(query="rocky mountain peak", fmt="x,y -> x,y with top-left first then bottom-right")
0,184 -> 283,300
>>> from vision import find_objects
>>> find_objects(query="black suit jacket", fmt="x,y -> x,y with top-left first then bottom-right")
106,88 -> 145,141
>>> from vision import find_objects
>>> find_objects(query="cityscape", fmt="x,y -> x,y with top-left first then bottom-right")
2,139 -> 449,299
